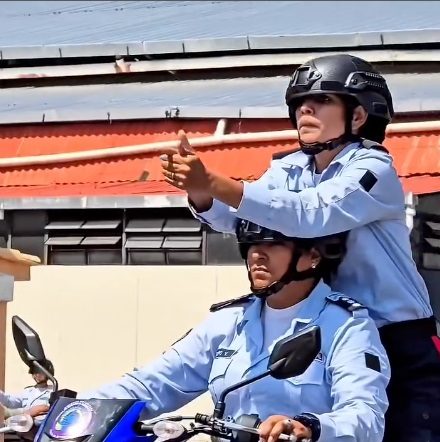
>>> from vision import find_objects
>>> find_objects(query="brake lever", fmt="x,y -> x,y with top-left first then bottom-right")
159,426 -> 227,442
138,419 -> 221,442
222,421 -> 308,442
139,415 -> 191,426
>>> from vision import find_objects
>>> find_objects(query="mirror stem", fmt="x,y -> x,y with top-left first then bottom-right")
267,358 -> 285,373
213,370 -> 270,419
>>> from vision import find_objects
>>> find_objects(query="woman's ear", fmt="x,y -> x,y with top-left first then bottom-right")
309,247 -> 322,269
352,105 -> 368,133
297,247 -> 322,271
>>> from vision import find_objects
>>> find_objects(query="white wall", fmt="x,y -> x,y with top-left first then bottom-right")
5,265 -> 249,416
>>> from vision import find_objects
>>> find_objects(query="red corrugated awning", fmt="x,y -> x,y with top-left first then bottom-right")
0,120 -> 438,197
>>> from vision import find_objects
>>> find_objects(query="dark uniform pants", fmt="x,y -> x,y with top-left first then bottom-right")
380,317 -> 440,442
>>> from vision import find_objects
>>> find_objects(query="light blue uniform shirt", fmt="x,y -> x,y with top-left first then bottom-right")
192,143 -> 432,327
0,384 -> 52,411
80,282 -> 390,442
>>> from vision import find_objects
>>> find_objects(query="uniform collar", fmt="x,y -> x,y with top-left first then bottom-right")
279,141 -> 361,170
237,281 -> 332,350
278,150 -> 310,169
330,142 -> 362,166
291,281 -> 332,329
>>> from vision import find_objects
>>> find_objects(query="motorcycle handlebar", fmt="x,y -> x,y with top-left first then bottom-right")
222,421 -> 299,442
140,414 -> 305,442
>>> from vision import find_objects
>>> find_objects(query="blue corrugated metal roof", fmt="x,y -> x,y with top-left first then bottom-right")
0,73 -> 438,124
0,1 -> 439,52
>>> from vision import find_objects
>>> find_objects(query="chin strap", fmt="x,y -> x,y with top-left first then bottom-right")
298,98 -> 360,156
251,280 -> 287,299
299,133 -> 361,156
247,248 -> 320,299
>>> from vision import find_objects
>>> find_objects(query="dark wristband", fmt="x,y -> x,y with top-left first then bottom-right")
293,413 -> 321,442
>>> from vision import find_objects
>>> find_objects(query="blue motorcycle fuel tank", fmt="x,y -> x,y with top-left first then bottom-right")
35,397 -> 154,442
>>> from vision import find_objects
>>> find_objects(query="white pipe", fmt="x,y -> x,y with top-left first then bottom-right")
405,192 -> 417,232
214,119 -> 227,137
0,120 -> 439,169
385,120 -> 440,133
0,129 -> 297,168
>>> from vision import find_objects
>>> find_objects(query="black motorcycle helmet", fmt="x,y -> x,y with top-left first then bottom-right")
29,359 -> 54,376
285,54 -> 394,154
236,219 -> 348,298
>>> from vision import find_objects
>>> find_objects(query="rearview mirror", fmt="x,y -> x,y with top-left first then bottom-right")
12,315 -> 47,369
0,414 -> 34,434
213,325 -> 321,420
268,326 -> 321,379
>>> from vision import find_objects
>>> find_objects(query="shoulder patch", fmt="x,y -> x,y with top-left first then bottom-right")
359,170 -> 378,192
210,293 -> 254,312
326,294 -> 364,312
365,352 -> 381,372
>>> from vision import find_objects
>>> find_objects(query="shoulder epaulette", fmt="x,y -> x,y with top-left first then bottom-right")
272,148 -> 298,160
210,293 -> 254,312
326,294 -> 364,312
169,328 -> 193,347
360,138 -> 389,154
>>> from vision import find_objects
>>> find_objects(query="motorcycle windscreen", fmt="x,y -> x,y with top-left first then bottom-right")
36,397 -> 137,442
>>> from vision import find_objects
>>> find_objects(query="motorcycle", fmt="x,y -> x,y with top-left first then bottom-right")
11,315 -> 320,442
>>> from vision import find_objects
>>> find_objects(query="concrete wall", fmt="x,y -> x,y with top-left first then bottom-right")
5,265 -> 249,416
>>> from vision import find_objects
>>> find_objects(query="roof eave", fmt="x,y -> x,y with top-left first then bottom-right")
2,29 -> 440,61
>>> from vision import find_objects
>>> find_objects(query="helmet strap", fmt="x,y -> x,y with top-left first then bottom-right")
246,248 -> 320,299
299,133 -> 360,156
296,98 -> 361,156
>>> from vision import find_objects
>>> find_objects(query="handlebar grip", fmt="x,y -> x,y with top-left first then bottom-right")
280,435 -> 311,442
137,423 -> 155,433
278,434 -> 297,441
194,413 -> 211,425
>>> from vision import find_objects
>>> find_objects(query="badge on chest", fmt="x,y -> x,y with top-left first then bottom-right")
215,348 -> 237,359
314,351 -> 325,363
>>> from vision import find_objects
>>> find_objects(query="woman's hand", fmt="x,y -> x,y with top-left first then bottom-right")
27,404 -> 50,417
160,130 -> 211,194
259,415 -> 312,442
